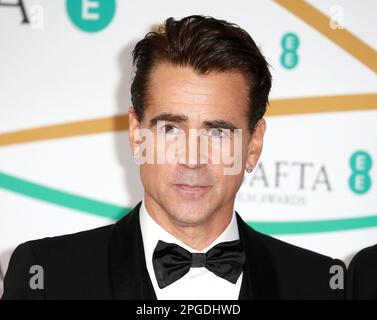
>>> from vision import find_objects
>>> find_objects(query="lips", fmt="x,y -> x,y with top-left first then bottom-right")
175,184 -> 209,189
174,184 -> 211,193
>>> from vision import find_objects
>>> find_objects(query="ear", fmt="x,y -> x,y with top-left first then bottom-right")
128,106 -> 142,157
245,118 -> 266,172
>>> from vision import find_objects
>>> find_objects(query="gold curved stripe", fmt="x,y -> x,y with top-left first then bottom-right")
0,94 -> 376,146
0,115 -> 128,146
267,93 -> 377,116
274,0 -> 377,73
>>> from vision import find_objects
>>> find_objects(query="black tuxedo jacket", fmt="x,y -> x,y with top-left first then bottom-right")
347,244 -> 377,300
2,202 -> 345,300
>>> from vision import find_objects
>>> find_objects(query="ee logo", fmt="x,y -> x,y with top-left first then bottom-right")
66,0 -> 116,33
280,32 -> 300,70
349,150 -> 372,194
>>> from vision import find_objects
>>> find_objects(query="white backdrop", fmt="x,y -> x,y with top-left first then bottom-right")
1,0 -> 376,297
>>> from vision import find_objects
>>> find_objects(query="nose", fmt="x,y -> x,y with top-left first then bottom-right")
179,131 -> 209,169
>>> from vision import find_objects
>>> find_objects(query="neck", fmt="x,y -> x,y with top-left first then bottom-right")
144,193 -> 234,251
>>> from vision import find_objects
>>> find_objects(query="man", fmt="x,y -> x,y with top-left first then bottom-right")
2,15 -> 345,300
347,244 -> 377,300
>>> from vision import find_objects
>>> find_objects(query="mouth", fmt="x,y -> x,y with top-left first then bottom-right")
173,184 -> 212,194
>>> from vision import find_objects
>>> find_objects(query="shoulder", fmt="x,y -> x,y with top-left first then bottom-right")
349,244 -> 377,268
238,215 -> 343,269
24,224 -> 114,258
239,219 -> 346,299
257,230 -> 341,266
2,224 -> 114,299
347,244 -> 377,299
252,229 -> 345,286
15,224 -> 115,275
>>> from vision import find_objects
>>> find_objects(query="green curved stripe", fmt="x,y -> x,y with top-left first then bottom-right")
249,216 -> 377,235
0,171 -> 128,220
1,171 -> 377,235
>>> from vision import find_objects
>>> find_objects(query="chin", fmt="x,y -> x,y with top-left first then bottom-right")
171,215 -> 210,227
166,204 -> 212,226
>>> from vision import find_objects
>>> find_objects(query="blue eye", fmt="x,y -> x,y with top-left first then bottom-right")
161,124 -> 182,135
208,128 -> 228,138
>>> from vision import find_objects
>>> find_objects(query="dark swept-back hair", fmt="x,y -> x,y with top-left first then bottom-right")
131,15 -> 272,133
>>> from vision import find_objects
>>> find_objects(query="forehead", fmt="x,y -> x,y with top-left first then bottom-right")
145,63 -> 250,122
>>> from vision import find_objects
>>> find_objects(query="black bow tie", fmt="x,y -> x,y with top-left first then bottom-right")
152,239 -> 245,289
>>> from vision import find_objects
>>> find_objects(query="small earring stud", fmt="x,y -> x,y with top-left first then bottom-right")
246,167 -> 253,173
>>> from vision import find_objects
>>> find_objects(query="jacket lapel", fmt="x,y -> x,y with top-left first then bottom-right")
108,201 -> 157,299
236,212 -> 280,300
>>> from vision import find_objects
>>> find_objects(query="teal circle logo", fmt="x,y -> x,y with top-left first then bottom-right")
280,32 -> 300,70
349,150 -> 372,194
66,0 -> 116,33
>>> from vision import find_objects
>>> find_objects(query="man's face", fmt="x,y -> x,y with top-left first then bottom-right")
129,63 -> 266,227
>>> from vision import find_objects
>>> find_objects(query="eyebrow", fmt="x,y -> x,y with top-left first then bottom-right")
202,120 -> 238,131
149,112 -> 238,131
149,113 -> 188,127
